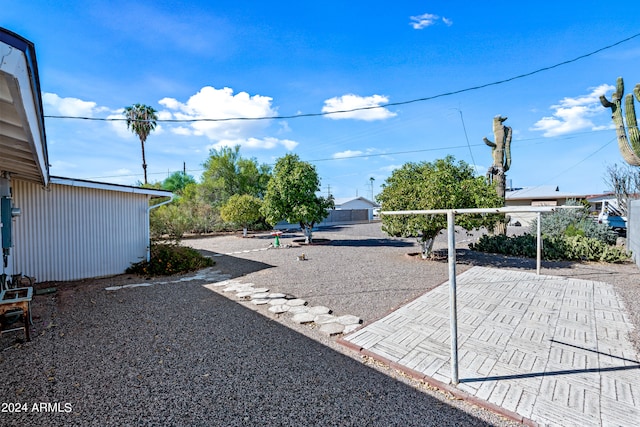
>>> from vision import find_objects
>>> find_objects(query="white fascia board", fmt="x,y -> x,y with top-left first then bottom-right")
0,39 -> 49,184
50,176 -> 173,198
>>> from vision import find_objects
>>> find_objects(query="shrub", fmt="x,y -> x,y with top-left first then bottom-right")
126,244 -> 214,276
470,234 -> 629,263
150,204 -> 191,243
529,200 -> 617,244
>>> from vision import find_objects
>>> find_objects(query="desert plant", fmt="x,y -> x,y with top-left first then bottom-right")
484,115 -> 512,235
150,204 -> 191,243
529,200 -> 617,245
470,234 -> 629,263
126,244 -> 214,276
600,77 -> 640,166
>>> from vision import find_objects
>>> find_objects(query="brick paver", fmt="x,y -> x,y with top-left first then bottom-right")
343,266 -> 640,426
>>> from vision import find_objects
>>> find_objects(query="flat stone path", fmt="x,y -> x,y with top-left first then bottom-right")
342,266 -> 640,426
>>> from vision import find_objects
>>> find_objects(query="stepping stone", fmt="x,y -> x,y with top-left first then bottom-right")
251,299 -> 269,305
236,288 -> 269,299
208,280 -> 234,288
206,280 -> 232,287
268,305 -> 290,314
236,291 -> 257,298
291,312 -> 316,324
285,299 -> 307,307
335,315 -> 362,326
268,293 -> 287,299
223,285 -> 253,292
251,292 -> 271,299
287,306 -> 309,314
319,323 -> 345,336
308,306 -> 332,315
268,298 -> 289,305
314,314 -> 337,325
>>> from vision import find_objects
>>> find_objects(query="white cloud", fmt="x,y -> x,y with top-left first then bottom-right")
208,137 -> 298,152
322,94 -> 396,121
332,148 -> 385,160
43,93 -> 108,117
530,84 -> 615,137
333,150 -> 363,159
159,86 -> 277,141
409,13 -> 452,30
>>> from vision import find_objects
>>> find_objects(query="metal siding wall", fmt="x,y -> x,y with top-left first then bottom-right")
12,180 -> 148,281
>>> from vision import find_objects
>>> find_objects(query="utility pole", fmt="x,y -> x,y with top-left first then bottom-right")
369,177 -> 375,201
327,184 -> 331,198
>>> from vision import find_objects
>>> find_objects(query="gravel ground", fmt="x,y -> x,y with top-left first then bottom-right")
186,222 -> 640,352
1,222 -> 637,426
0,271 -> 518,427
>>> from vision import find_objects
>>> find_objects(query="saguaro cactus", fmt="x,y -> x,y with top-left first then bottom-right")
484,115 -> 512,199
484,115 -> 512,235
600,77 -> 640,166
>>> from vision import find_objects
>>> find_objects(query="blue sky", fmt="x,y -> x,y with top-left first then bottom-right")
4,1 -> 640,198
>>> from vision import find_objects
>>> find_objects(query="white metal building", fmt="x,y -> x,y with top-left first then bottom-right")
1,27 -> 172,282
13,177 -> 171,281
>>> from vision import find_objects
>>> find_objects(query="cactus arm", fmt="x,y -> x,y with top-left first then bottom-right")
483,136 -> 496,148
600,94 -> 614,109
626,92 -> 640,156
635,84 -> 640,102
616,76 -> 624,99
504,126 -> 512,172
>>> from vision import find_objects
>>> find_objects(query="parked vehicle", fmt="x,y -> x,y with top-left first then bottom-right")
598,200 -> 627,236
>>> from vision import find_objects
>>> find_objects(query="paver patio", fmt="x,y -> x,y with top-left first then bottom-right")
342,266 -> 640,426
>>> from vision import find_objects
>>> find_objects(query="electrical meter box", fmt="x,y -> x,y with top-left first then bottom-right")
1,197 -> 12,249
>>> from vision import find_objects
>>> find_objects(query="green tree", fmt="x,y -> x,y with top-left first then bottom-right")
200,145 -> 271,207
124,103 -> 158,185
377,156 -> 502,258
261,154 -> 334,243
220,194 -> 263,237
162,171 -> 196,195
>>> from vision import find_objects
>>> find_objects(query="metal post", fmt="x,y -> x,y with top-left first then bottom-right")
536,212 -> 542,275
447,210 -> 459,385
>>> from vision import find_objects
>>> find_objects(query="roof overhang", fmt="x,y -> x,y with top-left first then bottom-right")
50,176 -> 173,198
0,27 -> 49,185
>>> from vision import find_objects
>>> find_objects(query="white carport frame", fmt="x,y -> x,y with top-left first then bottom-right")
381,206 -> 580,385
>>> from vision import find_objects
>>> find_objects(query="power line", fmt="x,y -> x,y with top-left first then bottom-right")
44,31 -> 640,124
83,128 -> 611,180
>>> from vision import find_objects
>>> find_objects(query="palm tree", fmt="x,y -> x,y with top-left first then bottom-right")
124,103 -> 158,184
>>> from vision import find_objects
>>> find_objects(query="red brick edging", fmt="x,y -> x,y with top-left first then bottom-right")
337,337 -> 538,427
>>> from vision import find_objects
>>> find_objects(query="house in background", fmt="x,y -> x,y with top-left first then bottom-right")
1,27 -> 172,282
505,186 -> 585,227
330,196 -> 380,222
333,196 -> 378,211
